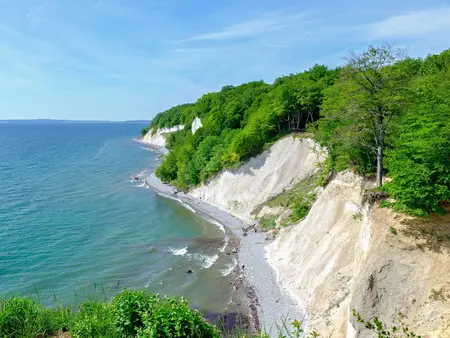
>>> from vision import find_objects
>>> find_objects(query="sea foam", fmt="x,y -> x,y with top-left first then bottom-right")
169,247 -> 188,256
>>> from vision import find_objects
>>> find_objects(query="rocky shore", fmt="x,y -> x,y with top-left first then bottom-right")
143,172 -> 303,335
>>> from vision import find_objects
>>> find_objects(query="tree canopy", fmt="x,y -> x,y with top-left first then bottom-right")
144,46 -> 450,216
152,67 -> 337,189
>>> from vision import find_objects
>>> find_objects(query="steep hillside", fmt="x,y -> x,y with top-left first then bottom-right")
267,172 -> 450,337
143,46 -> 449,216
182,134 -> 450,337
190,136 -> 324,221
141,125 -> 184,148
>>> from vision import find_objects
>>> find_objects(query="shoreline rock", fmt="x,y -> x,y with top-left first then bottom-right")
143,171 -> 303,336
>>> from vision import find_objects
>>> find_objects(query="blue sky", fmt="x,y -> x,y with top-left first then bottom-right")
1,0 -> 450,121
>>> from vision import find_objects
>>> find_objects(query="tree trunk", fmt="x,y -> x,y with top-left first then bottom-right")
376,126 -> 384,187
376,144 -> 383,187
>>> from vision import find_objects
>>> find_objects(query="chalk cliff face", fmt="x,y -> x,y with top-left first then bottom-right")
190,137 -> 324,221
268,171 -> 450,337
188,136 -> 450,337
141,125 -> 184,147
191,117 -> 202,134
141,117 -> 203,147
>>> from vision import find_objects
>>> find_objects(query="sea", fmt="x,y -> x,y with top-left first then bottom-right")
0,121 -> 236,313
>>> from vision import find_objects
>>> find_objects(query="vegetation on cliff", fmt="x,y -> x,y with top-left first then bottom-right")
145,44 -> 450,216
314,45 -> 450,215
154,66 -> 336,189
0,289 -> 421,337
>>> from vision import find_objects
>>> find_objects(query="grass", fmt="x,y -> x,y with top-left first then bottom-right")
263,173 -> 318,210
0,290 -> 423,338
0,290 -> 307,338
259,215 -> 277,230
252,172 -> 320,229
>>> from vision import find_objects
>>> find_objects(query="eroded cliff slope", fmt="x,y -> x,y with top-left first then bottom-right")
190,136 -> 324,221
141,125 -> 184,147
187,135 -> 450,337
267,171 -> 450,337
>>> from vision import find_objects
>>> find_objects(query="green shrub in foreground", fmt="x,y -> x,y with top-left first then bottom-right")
112,289 -> 157,336
111,289 -> 219,338
0,296 -> 64,338
71,301 -> 117,338
0,290 -> 424,337
137,296 -> 219,338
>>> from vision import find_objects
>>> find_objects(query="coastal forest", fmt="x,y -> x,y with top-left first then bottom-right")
144,44 -> 450,217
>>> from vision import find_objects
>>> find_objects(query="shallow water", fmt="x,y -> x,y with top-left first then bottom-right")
0,121 -> 235,311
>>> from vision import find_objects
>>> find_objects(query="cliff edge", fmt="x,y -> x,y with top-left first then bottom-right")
185,135 -> 450,337
141,125 -> 184,148
190,136 -> 324,221
267,171 -> 450,337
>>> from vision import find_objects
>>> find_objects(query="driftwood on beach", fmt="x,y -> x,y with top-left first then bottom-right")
243,223 -> 257,233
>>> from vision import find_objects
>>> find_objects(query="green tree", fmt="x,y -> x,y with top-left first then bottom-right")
384,70 -> 450,214
340,44 -> 410,186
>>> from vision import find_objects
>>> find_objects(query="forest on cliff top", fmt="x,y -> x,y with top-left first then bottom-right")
143,44 -> 450,216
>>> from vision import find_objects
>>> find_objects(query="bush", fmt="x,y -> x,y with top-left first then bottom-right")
260,216 -> 277,229
0,296 -> 67,338
290,199 -> 311,222
112,289 -> 157,336
71,301 -> 117,338
137,296 -> 219,338
155,151 -> 178,182
141,126 -> 151,137
111,290 -> 218,338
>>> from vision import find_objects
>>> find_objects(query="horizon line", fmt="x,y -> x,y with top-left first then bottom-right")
0,119 -> 150,123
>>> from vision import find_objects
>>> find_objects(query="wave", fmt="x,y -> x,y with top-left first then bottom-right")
187,253 -> 219,269
211,220 -> 225,233
200,254 -> 219,269
162,195 -> 197,214
211,220 -> 228,252
174,198 -> 196,214
169,247 -> 188,256
220,236 -> 229,253
221,258 -> 238,276
93,142 -> 108,160
137,169 -> 150,178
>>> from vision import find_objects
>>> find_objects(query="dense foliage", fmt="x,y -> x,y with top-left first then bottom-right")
146,45 -> 450,216
0,290 -> 422,337
0,290 -> 218,338
153,66 -> 337,189
314,46 -> 450,215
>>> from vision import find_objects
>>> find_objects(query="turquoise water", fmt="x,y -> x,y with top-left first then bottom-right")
0,122 -> 233,311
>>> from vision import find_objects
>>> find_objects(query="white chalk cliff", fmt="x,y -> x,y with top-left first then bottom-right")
191,117 -> 203,134
141,125 -> 184,148
268,171 -> 450,337
141,117 -> 203,148
191,137 -> 324,221
188,136 -> 450,337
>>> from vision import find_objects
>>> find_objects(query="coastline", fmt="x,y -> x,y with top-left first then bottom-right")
143,170 -> 304,335
134,138 -> 169,155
